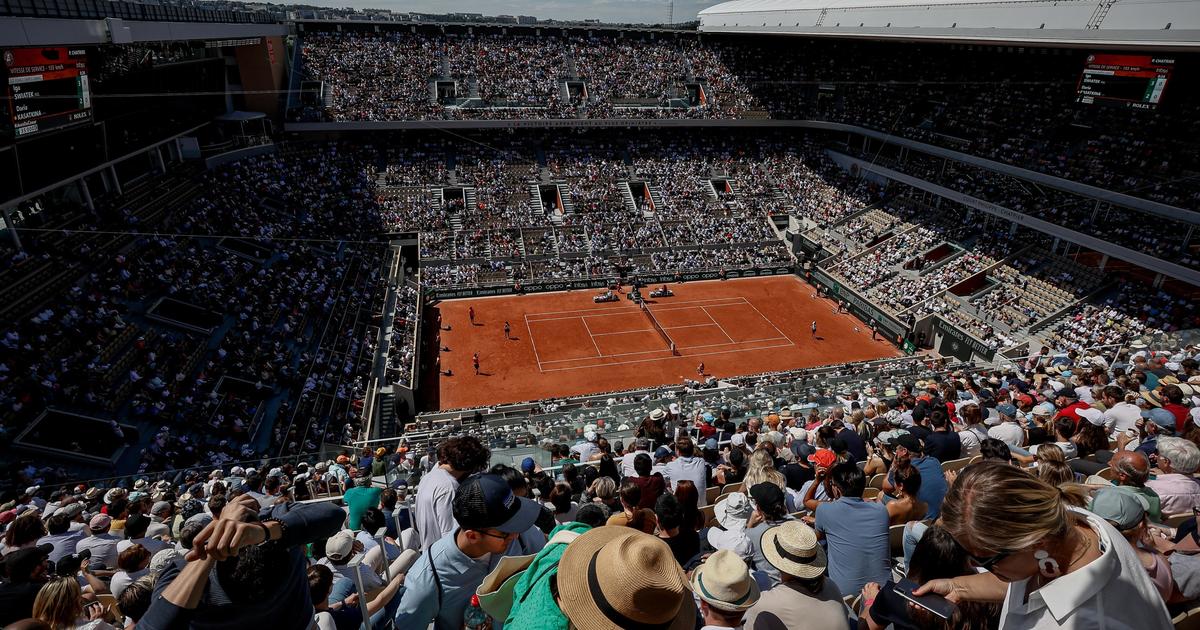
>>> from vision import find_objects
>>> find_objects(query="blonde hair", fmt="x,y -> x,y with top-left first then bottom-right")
588,476 -> 616,501
33,576 -> 84,629
1034,444 -> 1075,487
743,448 -> 786,492
940,461 -> 1087,555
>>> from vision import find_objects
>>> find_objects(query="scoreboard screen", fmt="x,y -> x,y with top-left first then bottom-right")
1075,53 -> 1173,110
3,47 -> 92,138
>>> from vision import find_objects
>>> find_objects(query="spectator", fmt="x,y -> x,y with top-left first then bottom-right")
1089,487 -> 1174,601
1146,437 -> 1200,515
110,544 -> 150,598
393,473 -> 540,629
139,495 -> 346,629
927,461 -> 1172,629
31,575 -> 114,630
629,453 -> 667,509
74,516 -> 119,571
883,433 -> 948,520
655,493 -> 700,568
664,436 -> 709,506
742,520 -> 851,630
605,480 -> 657,534
546,482 -> 579,525
813,463 -> 891,596
0,544 -> 55,625
706,492 -> 754,560
414,435 -> 489,550
342,474 -> 382,532
556,527 -> 694,630
746,482 -> 795,588
690,550 -> 761,629
1106,450 -> 1163,523
879,462 -> 927,526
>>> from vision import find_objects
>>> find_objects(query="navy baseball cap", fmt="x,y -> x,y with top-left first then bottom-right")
453,474 -> 541,534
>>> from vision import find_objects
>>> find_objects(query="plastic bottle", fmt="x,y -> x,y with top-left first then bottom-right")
463,593 -> 492,630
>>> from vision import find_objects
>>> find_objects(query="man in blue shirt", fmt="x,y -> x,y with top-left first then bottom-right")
883,433 -> 949,519
813,463 -> 891,596
394,473 -> 541,629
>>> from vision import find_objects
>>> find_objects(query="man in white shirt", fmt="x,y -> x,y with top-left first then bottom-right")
76,514 -> 121,570
663,436 -> 709,506
1101,385 -> 1142,438
569,430 -> 599,463
621,438 -> 652,478
987,403 -> 1025,448
414,435 -> 489,550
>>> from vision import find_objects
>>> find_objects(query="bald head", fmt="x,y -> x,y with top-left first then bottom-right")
1110,450 -> 1151,486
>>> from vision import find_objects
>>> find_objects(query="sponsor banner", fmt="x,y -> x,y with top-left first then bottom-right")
810,269 -> 908,342
932,316 -> 996,362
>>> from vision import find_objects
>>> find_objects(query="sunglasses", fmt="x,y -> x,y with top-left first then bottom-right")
967,549 -> 1012,570
474,529 -> 515,541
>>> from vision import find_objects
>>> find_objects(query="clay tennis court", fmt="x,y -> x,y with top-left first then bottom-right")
428,275 -> 900,409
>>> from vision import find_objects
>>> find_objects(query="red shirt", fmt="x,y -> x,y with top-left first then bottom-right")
1165,403 -> 1191,433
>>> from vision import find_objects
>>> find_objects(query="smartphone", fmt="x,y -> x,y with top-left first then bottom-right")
893,578 -> 958,620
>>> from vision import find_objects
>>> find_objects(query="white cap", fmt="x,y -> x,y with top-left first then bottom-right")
1077,407 -> 1105,427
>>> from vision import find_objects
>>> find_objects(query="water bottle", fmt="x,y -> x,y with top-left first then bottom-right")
464,593 -> 492,630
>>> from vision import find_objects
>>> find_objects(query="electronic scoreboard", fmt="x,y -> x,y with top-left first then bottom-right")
1075,53 -> 1173,110
3,47 -> 92,138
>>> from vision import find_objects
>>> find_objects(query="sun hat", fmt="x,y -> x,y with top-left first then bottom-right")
691,549 -> 761,612
730,434 -> 746,448
714,493 -> 753,531
1142,390 -> 1163,407
1032,402 -> 1056,417
649,408 -> 667,421
557,527 -> 693,630
88,514 -> 112,532
760,521 -> 827,579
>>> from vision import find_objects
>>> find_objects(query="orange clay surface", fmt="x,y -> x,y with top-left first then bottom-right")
430,275 -> 900,410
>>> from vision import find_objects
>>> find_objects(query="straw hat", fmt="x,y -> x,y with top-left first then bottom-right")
691,550 -> 761,612
557,527 -> 693,630
1142,390 -> 1163,408
760,521 -> 827,580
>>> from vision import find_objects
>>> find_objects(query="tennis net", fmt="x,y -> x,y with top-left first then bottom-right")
640,302 -> 679,356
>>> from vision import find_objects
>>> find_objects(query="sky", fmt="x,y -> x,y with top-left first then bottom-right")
307,0 -> 725,24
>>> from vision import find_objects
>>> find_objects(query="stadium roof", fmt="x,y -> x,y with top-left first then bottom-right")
698,0 -> 1200,49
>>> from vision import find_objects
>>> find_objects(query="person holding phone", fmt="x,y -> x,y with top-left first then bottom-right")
919,461 -> 1173,629
859,526 -> 992,630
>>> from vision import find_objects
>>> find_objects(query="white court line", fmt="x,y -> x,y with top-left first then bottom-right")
539,341 -> 796,373
739,299 -> 796,345
524,296 -> 746,319
579,316 -> 603,358
537,334 -> 789,364
524,314 -> 542,368
525,297 -> 747,322
699,306 -> 737,344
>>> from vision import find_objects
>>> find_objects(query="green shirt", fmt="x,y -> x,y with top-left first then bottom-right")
343,486 -> 382,530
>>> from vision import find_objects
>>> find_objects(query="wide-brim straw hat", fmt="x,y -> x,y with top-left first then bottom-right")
557,527 -> 694,630
760,521 -> 827,580
690,549 -> 761,612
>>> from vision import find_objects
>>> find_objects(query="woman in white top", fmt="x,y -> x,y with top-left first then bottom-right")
917,461 -> 1173,629
109,543 -> 151,598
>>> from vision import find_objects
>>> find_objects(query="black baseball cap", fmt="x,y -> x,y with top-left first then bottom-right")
886,433 -> 923,453
453,473 -> 541,534
749,482 -> 785,513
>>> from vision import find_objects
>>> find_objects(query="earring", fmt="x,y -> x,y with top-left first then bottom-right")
1034,550 -> 1061,578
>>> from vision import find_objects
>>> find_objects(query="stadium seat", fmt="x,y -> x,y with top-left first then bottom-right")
706,485 -> 722,505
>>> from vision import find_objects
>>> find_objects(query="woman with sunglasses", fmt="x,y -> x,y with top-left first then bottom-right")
915,461 -> 1172,629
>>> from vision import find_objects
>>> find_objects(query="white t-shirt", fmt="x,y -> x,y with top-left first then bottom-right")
988,423 -> 1025,448
957,428 -> 982,458
621,451 -> 651,478
1103,402 -> 1142,437
570,441 -> 599,462
414,467 -> 459,550
997,508 -> 1172,630
664,456 -> 708,506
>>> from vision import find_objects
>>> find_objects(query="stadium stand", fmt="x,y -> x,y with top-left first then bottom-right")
3,4 -> 1200,630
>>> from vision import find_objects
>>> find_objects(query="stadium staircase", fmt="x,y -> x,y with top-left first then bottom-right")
556,183 -> 574,214
646,184 -> 665,212
619,181 -> 638,215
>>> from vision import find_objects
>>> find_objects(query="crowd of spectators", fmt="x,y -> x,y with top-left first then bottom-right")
5,341 -> 1200,629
